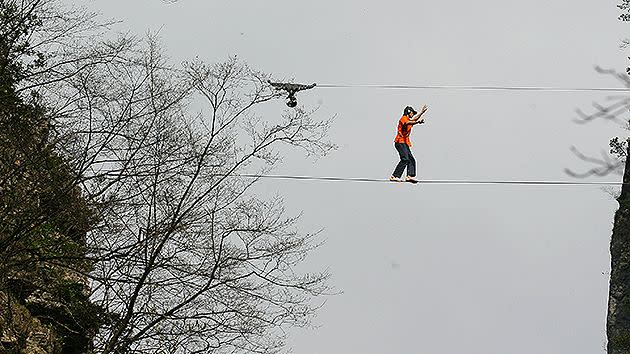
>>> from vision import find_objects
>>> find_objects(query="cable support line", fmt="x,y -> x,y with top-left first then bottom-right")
316,84 -> 630,92
237,174 -> 626,186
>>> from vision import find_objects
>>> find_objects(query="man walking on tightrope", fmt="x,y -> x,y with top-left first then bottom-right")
390,104 -> 428,183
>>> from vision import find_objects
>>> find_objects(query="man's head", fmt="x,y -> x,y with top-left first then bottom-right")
403,106 -> 417,117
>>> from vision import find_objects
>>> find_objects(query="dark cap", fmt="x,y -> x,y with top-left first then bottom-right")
403,106 -> 417,116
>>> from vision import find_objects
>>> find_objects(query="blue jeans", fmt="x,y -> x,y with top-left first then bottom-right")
393,143 -> 416,178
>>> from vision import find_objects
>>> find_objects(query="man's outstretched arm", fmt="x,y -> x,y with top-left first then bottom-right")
410,104 -> 428,125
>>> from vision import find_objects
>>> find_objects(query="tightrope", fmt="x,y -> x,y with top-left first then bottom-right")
237,174 -> 625,186
315,84 -> 630,92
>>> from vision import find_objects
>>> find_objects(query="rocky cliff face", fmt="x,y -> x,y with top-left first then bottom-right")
0,3 -> 105,352
0,140 -> 101,352
0,253 -> 99,353
0,290 -> 54,353
0,131 -> 101,352
0,64 -> 100,354
608,146 -> 630,353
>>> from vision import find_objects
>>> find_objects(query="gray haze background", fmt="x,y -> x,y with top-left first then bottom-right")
69,1 -> 628,353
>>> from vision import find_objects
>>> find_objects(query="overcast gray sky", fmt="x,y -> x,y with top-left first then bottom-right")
73,1 -> 628,353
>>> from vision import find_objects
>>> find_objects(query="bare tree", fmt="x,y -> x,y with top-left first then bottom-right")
72,45 -> 333,353
620,0 -> 630,21
565,67 -> 630,179
2,1 -> 335,353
